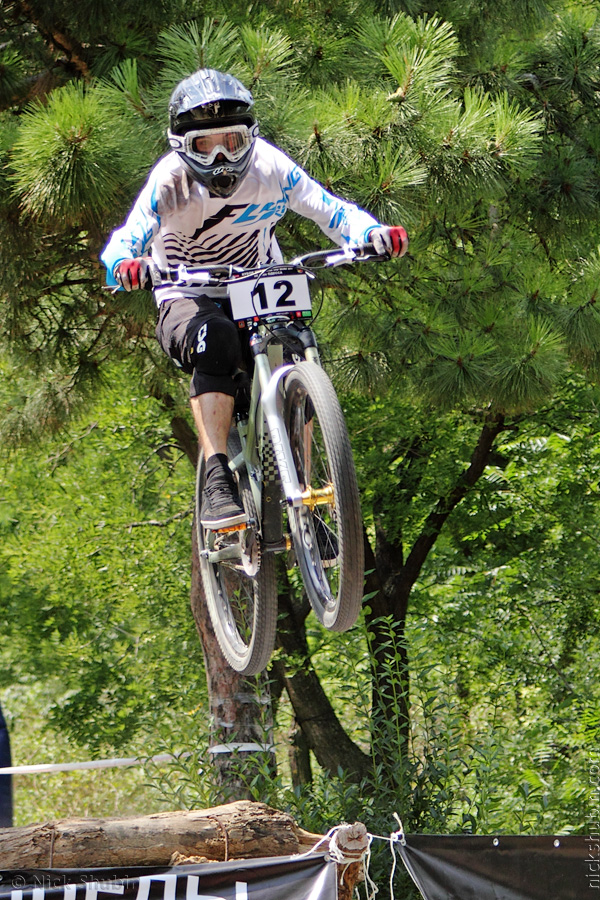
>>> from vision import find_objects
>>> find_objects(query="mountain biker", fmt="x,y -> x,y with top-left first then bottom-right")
101,68 -> 408,531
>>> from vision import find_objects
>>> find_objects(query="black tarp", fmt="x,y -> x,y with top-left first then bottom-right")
0,832 -> 592,900
398,834 -> 590,900
0,854 -> 336,900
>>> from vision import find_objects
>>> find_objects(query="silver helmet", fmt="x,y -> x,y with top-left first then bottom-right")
168,69 -> 258,198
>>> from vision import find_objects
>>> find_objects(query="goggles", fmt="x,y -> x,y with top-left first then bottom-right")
178,124 -> 256,166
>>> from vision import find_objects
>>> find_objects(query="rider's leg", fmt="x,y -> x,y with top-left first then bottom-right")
190,391 -> 234,458
156,296 -> 247,529
191,390 -> 248,530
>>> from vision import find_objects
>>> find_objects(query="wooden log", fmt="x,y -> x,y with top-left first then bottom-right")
0,800 -> 323,868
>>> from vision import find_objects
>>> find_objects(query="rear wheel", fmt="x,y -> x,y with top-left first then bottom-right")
284,362 -> 364,631
195,429 -> 278,674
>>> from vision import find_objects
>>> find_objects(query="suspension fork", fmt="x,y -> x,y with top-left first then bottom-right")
249,333 -> 306,509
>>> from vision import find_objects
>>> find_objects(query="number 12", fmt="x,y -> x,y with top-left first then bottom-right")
251,280 -> 294,310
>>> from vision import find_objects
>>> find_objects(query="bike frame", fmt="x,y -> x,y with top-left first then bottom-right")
231,320 -> 321,536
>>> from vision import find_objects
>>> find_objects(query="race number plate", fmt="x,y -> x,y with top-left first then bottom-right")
228,270 -> 312,321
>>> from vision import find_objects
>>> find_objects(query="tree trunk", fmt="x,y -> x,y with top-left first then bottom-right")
170,408 -> 275,801
288,718 -> 312,789
190,522 -> 275,800
273,573 -> 371,781
0,801 -> 321,868
365,415 -> 507,790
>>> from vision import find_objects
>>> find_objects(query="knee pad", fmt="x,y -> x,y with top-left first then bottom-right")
188,314 -> 241,377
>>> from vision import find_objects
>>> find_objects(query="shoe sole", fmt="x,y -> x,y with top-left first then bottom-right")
201,511 -> 249,532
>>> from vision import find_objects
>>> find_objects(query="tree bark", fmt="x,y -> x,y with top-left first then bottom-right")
12,0 -> 91,79
365,413 -> 507,780
0,801 -> 321,868
164,407 -> 274,801
288,718 -> 312,789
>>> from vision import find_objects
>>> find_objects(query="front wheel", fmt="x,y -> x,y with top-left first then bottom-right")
284,363 -> 364,631
195,429 -> 278,674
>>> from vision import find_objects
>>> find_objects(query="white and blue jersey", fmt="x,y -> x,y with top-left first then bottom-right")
100,138 -> 379,304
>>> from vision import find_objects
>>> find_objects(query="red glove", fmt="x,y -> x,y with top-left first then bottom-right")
114,257 -> 152,291
369,226 -> 408,258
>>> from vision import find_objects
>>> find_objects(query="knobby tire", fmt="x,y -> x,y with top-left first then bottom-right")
195,429 -> 277,675
284,362 -> 364,631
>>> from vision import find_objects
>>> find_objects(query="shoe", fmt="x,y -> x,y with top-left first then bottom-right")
201,466 -> 248,531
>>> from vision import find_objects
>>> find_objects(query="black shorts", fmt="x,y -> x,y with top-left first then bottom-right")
155,295 -> 243,398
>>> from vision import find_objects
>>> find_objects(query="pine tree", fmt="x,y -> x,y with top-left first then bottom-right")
2,0 -> 600,829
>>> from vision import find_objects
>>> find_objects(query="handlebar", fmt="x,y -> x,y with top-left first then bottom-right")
148,243 -> 384,288
290,242 -> 382,267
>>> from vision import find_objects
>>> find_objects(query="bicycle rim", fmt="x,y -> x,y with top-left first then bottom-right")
195,430 -> 277,674
284,362 -> 364,631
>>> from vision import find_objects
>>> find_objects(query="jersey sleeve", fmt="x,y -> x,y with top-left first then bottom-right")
100,164 -> 165,285
274,147 -> 380,246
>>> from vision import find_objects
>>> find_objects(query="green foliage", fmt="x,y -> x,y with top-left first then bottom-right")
155,20 -> 243,98
3,681 -> 164,825
2,0 -> 600,855
0,48 -> 26,107
0,360 -> 205,756
9,82 -> 154,228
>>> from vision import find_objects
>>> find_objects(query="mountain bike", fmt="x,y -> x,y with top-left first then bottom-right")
152,245 -> 382,675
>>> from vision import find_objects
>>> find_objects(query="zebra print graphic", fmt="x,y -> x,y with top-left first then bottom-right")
163,226 -> 271,269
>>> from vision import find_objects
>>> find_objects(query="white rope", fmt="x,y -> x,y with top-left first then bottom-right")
364,814 -> 407,900
0,752 -> 183,776
294,822 -> 374,900
362,834 -> 379,900
328,829 -> 368,865
0,741 -> 275,774
294,826 -> 340,859
328,825 -> 370,887
273,814 -> 412,900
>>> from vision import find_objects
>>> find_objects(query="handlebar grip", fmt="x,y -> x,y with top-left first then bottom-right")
147,260 -> 163,288
357,241 -> 379,257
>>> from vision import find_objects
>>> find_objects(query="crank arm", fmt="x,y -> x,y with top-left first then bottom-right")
200,545 -> 243,564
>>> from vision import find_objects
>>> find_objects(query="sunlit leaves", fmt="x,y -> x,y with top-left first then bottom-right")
10,83 -> 139,227
155,19 -> 242,101
240,26 -> 298,91
490,92 -> 542,172
491,318 -> 566,410
355,13 -> 459,91
555,249 -> 600,373
537,7 -> 600,107
421,332 -> 495,407
0,361 -> 204,756
353,144 -> 428,224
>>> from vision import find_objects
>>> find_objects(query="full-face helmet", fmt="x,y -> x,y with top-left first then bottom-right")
168,69 -> 258,198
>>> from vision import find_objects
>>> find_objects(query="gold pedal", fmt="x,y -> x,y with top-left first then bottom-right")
213,521 -> 248,534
